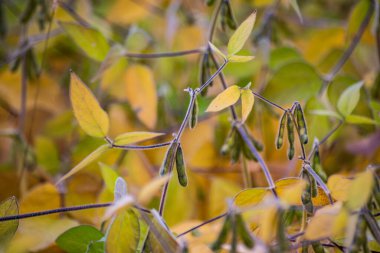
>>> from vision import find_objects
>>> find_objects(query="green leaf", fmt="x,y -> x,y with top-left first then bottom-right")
99,163 -> 119,193
35,136 -> 60,174
114,131 -> 164,146
228,55 -> 255,63
227,11 -> 256,56
70,71 -> 110,138
337,81 -> 363,117
263,61 -> 322,104
59,22 -> 110,62
309,109 -> 342,119
56,225 -> 104,253
106,209 -> 140,253
0,196 -> 19,251
345,114 -> 379,125
206,85 -> 241,112
269,47 -> 302,70
208,42 -> 226,60
57,144 -> 110,183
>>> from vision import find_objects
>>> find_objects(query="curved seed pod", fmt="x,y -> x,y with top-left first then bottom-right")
199,52 -> 212,96
27,49 -> 39,80
225,1 -> 237,30
231,213 -> 238,253
301,191 -> 313,214
175,144 -> 188,187
276,112 -> 287,149
311,242 -> 326,253
276,209 -> 288,252
312,146 -> 327,183
159,141 -> 178,176
301,244 -> 309,253
363,211 -> 380,244
0,2 -> 7,39
221,128 -> 235,156
236,213 -> 254,249
286,112 -> 295,160
242,142 -> 257,161
189,97 -> 198,129
10,57 -> 21,72
20,0 -> 38,24
250,135 -> 263,152
220,2 -> 228,32
210,214 -> 232,251
231,129 -> 242,163
301,170 -> 314,212
295,103 -> 308,144
349,216 -> 367,252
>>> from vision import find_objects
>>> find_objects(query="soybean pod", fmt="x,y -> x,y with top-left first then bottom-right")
286,111 -> 295,160
236,213 -> 254,249
225,1 -> 237,30
295,103 -> 308,144
210,214 -> 232,251
189,97 -> 198,129
159,141 -> 178,176
276,112 -> 287,149
175,144 -> 188,187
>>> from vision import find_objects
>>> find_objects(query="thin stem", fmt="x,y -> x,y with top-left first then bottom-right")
303,163 -> 333,204
241,156 -> 252,188
57,0 -> 91,27
207,0 -> 224,41
176,212 -> 227,238
198,60 -> 228,93
123,48 -> 204,59
321,0 -> 374,92
252,91 -> 287,112
112,142 -> 172,150
288,107 -> 306,160
158,90 -> 197,216
235,124 -> 277,194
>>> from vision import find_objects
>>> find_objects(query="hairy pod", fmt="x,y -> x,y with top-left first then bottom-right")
225,1 -> 237,30
159,141 -> 178,176
21,0 -> 38,24
189,97 -> 198,129
230,129 -> 241,163
175,144 -> 188,187
220,2 -> 228,32
220,128 -> 235,156
301,170 -> 315,213
363,211 -> 380,244
276,210 -> 288,252
210,214 -> 231,251
250,135 -> 263,152
286,112 -> 295,160
199,52 -> 212,96
236,213 -> 254,248
276,112 -> 287,149
312,147 -> 328,183
311,242 -> 326,253
295,103 -> 308,144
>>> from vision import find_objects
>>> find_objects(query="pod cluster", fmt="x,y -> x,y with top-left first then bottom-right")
21,0 -> 51,31
275,103 -> 308,160
221,127 -> 263,163
159,141 -> 188,187
210,212 -> 254,251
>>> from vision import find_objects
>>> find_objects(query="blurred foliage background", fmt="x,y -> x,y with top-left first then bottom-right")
0,0 -> 379,252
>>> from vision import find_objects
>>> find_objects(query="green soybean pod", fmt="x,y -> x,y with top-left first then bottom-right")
225,1 -> 237,30
20,0 -> 37,23
199,52 -> 212,96
0,2 -> 7,39
189,97 -> 198,129
250,135 -> 263,152
220,2 -> 228,32
276,112 -> 287,149
236,213 -> 254,249
286,112 -> 295,160
159,142 -> 178,176
295,103 -> 308,144
230,129 -> 241,163
206,0 -> 215,6
312,146 -> 328,183
175,144 -> 188,187
276,210 -> 288,252
311,242 -> 326,253
210,214 -> 231,251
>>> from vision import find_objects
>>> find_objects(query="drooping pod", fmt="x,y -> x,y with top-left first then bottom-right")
205,0 -> 215,6
225,1 -> 237,30
220,2 -> 228,32
175,144 -> 188,187
159,141 -> 179,176
20,0 -> 38,24
286,111 -> 295,160
276,112 -> 287,149
236,213 -> 254,249
311,242 -> 325,253
220,128 -> 235,156
312,143 -> 327,183
210,214 -> 232,251
189,97 -> 198,129
295,103 -> 308,144
199,52 -> 212,96
230,129 -> 242,163
276,209 -> 289,252
301,170 -> 314,214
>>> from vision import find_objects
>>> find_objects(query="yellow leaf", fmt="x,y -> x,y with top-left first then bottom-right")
70,71 -> 110,138
327,174 -> 352,202
20,183 -> 60,216
57,144 -> 110,183
312,187 -> 331,207
275,177 -> 306,205
227,11 -> 256,56
260,203 -> 278,243
304,202 -> 342,240
59,22 -> 110,62
114,132 -> 164,146
206,85 -> 241,112
241,89 -> 255,123
124,65 -> 157,129
346,171 -> 374,211
208,42 -> 226,60
228,55 -> 255,63
106,0 -> 151,25
103,195 -> 134,221
233,188 -> 269,208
